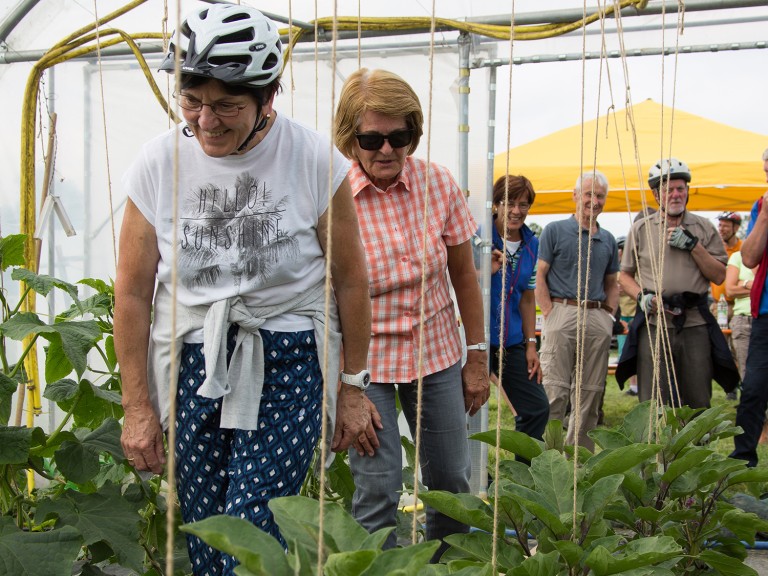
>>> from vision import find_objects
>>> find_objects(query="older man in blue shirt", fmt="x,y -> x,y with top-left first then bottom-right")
535,170 -> 620,451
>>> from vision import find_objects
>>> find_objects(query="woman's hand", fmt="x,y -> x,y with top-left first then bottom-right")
462,351 -> 490,416
121,401 -> 166,475
350,395 -> 382,457
525,345 -> 542,384
332,385 -> 372,453
491,249 -> 504,275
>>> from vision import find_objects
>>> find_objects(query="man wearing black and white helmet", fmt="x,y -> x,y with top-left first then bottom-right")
711,211 -> 743,313
616,158 -> 738,409
115,4 -> 374,573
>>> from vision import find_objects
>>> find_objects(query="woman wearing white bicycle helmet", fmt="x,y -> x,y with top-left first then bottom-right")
114,4 -> 373,572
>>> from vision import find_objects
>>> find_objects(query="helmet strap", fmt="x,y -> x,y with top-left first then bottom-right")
236,112 -> 270,153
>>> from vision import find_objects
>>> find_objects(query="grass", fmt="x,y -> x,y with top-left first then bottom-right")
486,375 -> 768,464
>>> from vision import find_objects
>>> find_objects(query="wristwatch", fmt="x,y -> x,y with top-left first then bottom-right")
340,369 -> 371,391
466,342 -> 488,351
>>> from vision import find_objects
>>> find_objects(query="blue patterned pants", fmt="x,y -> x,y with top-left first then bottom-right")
175,328 -> 323,576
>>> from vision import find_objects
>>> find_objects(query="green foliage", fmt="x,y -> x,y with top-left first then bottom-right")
0,516 -> 82,576
432,404 -> 768,575
181,402 -> 768,575
0,235 -> 177,575
4,233 -> 767,575
183,496 -> 440,576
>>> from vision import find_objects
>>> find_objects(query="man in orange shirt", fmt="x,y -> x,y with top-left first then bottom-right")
711,212 -> 743,314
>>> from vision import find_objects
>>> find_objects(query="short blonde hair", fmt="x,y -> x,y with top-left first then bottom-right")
762,147 -> 768,162
334,68 -> 423,159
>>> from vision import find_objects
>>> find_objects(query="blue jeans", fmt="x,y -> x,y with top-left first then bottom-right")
732,314 -> 768,467
349,362 -> 471,557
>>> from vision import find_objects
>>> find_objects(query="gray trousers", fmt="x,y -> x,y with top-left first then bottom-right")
637,324 -> 712,408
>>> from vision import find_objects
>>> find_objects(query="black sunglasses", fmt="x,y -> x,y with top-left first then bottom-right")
355,129 -> 414,151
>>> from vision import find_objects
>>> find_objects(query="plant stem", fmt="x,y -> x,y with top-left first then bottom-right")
43,392 -> 81,448
0,336 -> 9,372
9,286 -> 33,317
7,335 -> 38,379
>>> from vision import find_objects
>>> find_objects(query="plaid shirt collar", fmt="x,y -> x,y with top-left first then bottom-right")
349,159 -> 414,197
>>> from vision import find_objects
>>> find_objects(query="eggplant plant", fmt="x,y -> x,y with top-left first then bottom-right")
426,402 -> 768,575
188,402 -> 768,575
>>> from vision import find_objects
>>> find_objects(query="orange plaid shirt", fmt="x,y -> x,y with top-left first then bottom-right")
349,157 -> 477,383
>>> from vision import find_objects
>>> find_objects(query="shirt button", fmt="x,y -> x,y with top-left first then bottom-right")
404,311 -> 411,317
401,257 -> 408,262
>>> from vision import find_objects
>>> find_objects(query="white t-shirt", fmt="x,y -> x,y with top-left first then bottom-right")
123,113 -> 350,333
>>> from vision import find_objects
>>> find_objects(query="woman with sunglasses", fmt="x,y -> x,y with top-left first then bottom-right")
114,5 -> 372,573
334,68 -> 489,559
489,175 -> 548,448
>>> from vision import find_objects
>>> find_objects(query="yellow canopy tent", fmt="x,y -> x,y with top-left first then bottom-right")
493,99 -> 767,215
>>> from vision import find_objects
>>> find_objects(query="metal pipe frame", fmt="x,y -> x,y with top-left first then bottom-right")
2,0 -> 766,62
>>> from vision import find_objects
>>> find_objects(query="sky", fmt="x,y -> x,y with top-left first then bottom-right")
1,0 -> 767,283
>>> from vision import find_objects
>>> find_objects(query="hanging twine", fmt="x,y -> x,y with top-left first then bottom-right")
409,0 -> 439,547
91,0 -> 117,269
315,0 -> 341,570
162,1 -> 182,573
490,1 -> 518,570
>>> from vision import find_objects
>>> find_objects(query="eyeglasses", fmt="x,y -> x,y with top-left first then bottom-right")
498,202 -> 531,212
355,129 -> 414,151
174,92 -> 248,117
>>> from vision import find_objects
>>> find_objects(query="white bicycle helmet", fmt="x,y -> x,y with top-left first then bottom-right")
647,158 -> 691,190
160,4 -> 282,87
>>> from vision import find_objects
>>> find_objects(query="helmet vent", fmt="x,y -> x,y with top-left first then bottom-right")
262,53 -> 278,71
223,12 -> 251,23
209,55 -> 250,67
219,29 -> 255,44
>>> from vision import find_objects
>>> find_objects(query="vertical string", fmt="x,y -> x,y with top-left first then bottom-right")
314,0 -> 320,129
162,0 -> 172,128
608,0 -> 668,438
411,0 -> 438,546
357,0 -> 362,69
91,0 -> 117,268
315,5 -> 340,571
569,0 -> 591,533
288,0 -> 295,117
492,0 -> 517,570
164,1 -> 183,573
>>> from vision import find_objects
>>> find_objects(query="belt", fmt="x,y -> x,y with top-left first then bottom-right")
551,297 -> 612,313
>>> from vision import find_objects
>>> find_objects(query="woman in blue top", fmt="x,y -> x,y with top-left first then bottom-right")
489,175 -> 549,442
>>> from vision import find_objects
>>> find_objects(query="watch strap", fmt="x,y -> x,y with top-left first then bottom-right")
466,342 -> 488,351
340,369 -> 371,390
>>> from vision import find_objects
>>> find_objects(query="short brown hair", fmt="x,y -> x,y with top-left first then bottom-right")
492,175 -> 536,206
334,68 -> 423,159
